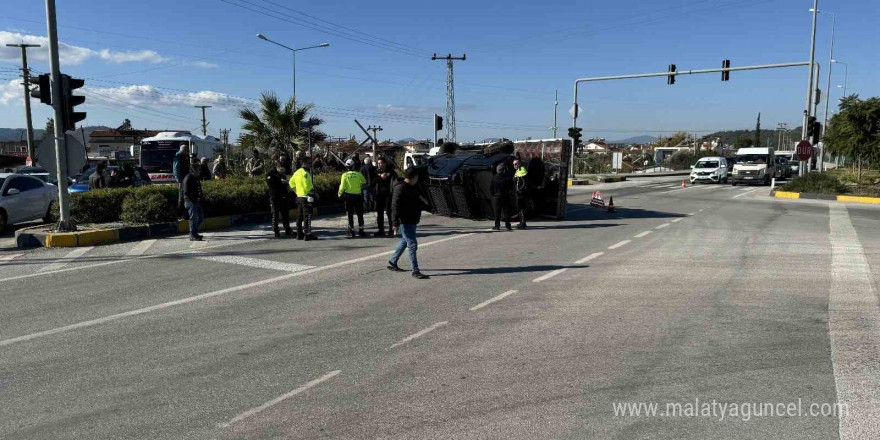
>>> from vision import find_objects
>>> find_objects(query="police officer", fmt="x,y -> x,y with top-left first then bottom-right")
513,158 -> 529,230
339,159 -> 367,238
290,156 -> 318,241
266,159 -> 293,238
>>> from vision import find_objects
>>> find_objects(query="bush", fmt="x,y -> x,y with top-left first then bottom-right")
55,172 -> 345,225
780,172 -> 849,195
121,190 -> 176,224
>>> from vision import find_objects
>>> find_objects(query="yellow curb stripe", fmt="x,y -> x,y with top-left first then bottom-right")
44,233 -> 78,248
837,195 -> 880,204
774,191 -> 801,199
76,229 -> 120,246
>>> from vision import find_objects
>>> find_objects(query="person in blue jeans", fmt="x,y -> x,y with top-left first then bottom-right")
182,161 -> 204,241
387,167 -> 429,279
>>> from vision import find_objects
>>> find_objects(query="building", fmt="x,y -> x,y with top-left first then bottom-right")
88,129 -> 190,160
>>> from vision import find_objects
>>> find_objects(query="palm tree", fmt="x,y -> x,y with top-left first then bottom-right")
238,91 -> 326,159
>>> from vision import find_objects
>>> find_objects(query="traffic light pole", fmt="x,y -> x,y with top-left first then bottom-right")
570,61 -> 812,179
801,0 -> 820,177
44,0 -> 73,231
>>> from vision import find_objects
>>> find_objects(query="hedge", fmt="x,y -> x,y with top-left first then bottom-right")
51,173 -> 342,225
779,172 -> 849,195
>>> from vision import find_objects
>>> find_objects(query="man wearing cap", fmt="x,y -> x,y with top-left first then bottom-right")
338,159 -> 368,238
290,156 -> 318,241
513,158 -> 529,230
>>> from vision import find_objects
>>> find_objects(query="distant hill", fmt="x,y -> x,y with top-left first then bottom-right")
396,137 -> 418,143
701,127 -> 802,149
610,135 -> 656,144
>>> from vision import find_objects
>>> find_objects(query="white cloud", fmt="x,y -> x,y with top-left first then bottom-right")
0,31 -> 171,66
0,79 -> 23,105
374,104 -> 443,115
85,84 -> 251,110
191,61 -> 219,68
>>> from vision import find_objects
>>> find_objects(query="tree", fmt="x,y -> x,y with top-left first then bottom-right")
238,91 -> 327,159
824,95 -> 880,179
734,136 -> 752,148
45,118 -> 54,134
755,112 -> 761,147
118,118 -> 132,131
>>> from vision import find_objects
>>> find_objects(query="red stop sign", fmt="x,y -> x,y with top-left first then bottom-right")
796,140 -> 812,161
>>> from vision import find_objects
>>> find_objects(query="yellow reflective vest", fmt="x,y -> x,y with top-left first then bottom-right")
290,168 -> 313,197
338,171 -> 367,197
515,166 -> 528,178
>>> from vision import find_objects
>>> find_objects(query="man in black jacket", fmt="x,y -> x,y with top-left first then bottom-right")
182,163 -> 205,241
373,157 -> 397,236
387,167 -> 429,279
266,160 -> 293,238
490,163 -> 513,231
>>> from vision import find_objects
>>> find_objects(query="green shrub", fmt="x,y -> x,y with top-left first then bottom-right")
780,172 -> 849,195
121,191 -> 176,224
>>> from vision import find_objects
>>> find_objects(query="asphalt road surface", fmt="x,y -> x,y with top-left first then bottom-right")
2,177 -> 879,439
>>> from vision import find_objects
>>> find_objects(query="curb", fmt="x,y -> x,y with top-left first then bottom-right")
771,190 -> 880,204
15,205 -> 345,249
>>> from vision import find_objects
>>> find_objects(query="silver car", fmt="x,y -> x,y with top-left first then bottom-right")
0,173 -> 58,230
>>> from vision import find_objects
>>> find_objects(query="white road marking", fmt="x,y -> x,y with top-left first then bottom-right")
732,187 -> 765,199
0,233 -> 474,347
37,247 -> 94,273
219,370 -> 341,428
189,239 -> 208,248
828,205 -> 880,439
608,240 -> 631,250
389,321 -> 448,348
655,223 -> 670,229
470,290 -> 518,311
196,255 -> 314,273
533,269 -> 567,283
671,218 -> 683,223
687,213 -> 696,216
125,239 -> 156,257
0,253 -> 23,265
575,252 -> 604,264
698,209 -> 704,212
634,231 -> 653,238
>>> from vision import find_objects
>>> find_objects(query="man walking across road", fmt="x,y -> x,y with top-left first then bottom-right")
266,159 -> 294,238
182,160 -> 205,242
373,156 -> 398,237
290,156 -> 319,241
513,158 -> 529,230
173,144 -> 190,219
490,163 -> 513,231
387,167 -> 429,279
339,159 -> 367,238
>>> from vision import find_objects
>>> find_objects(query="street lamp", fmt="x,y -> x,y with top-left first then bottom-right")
831,60 -> 848,97
811,8 -> 834,173
256,33 -> 329,104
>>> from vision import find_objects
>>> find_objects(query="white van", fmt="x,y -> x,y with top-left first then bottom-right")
731,147 -> 775,185
689,156 -> 728,184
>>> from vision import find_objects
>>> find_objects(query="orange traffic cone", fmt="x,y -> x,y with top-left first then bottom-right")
681,180 -> 686,189
607,196 -> 616,213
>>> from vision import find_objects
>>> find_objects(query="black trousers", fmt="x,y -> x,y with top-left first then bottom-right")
492,196 -> 511,229
516,195 -> 528,226
270,197 -> 292,235
344,195 -> 365,230
296,197 -> 312,236
375,193 -> 393,233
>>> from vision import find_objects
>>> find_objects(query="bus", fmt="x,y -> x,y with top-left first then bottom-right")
139,132 -> 221,183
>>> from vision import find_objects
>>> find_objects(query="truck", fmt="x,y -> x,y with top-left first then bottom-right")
730,147 -> 775,186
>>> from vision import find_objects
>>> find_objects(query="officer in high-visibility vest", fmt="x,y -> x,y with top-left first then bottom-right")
339,159 -> 368,238
290,156 -> 318,241
513,158 -> 529,230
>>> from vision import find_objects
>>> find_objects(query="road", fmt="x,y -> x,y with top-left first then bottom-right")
2,177 -> 879,439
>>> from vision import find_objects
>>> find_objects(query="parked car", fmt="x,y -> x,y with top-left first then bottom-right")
689,157 -> 729,184
16,166 -> 58,185
67,165 -> 151,193
0,173 -> 58,230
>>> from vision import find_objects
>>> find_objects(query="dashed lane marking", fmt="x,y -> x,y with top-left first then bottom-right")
671,218 -> 683,223
218,370 -> 341,428
575,252 -> 604,264
655,223 -> 670,229
533,269 -> 567,283
608,240 -> 631,250
634,231 -> 653,238
732,187 -> 765,199
389,321 -> 449,348
470,290 -> 518,311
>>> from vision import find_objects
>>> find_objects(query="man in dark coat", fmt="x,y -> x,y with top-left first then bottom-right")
490,163 -> 513,231
266,160 -> 293,238
387,167 -> 429,279
89,162 -> 108,190
182,163 -> 204,241
373,156 -> 397,236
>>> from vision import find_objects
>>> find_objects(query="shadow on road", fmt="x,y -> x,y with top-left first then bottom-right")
566,204 -> 686,222
426,264 -> 582,277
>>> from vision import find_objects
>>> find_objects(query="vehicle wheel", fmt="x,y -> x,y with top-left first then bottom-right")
42,202 -> 54,223
723,176 -> 729,184
0,210 -> 7,232
731,181 -> 737,186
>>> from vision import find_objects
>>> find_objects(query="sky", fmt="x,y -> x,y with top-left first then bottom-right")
0,0 -> 877,143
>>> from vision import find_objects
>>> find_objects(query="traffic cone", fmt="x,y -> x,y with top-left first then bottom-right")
607,196 -> 616,213
681,180 -> 686,189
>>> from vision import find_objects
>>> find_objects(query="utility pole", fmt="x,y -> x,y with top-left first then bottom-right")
219,128 -> 230,167
432,53 -> 465,143
44,0 -> 73,231
367,125 -> 383,158
6,43 -> 40,165
552,89 -> 558,139
800,0 -> 819,176
194,105 -> 211,137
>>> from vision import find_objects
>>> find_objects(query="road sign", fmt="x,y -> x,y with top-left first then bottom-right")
796,140 -> 812,161
569,104 -> 581,118
612,152 -> 623,171
37,134 -> 86,177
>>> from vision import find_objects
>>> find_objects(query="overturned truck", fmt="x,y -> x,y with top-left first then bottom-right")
416,139 -> 570,221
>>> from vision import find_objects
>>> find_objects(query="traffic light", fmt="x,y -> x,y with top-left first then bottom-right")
667,64 -> 676,85
433,114 -> 443,132
30,73 -> 52,105
721,59 -> 730,81
810,119 -> 822,145
568,127 -> 583,146
61,74 -> 86,132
